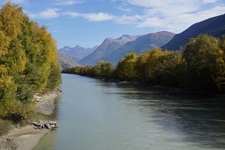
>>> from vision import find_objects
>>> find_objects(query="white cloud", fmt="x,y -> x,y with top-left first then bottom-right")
30,8 -> 59,19
120,0 -> 225,33
115,15 -> 143,24
26,0 -> 225,33
54,0 -> 83,6
136,5 -> 225,33
29,9 -> 115,22
82,13 -> 115,22
137,17 -> 164,28
117,6 -> 133,14
63,10 -> 144,24
63,11 -> 114,21
39,8 -> 59,19
62,11 -> 80,17
115,2 -> 133,14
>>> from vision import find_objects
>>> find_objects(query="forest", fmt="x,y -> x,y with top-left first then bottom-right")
0,3 -> 61,122
63,34 -> 225,94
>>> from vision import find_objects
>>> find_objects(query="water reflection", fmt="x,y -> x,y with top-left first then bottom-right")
114,82 -> 225,149
35,75 -> 225,150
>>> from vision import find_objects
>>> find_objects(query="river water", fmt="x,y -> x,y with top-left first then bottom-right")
34,74 -> 225,150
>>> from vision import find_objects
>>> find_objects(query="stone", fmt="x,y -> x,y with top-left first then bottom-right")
31,120 -> 58,130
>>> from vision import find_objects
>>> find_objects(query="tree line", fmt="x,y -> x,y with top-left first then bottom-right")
0,3 -> 61,122
63,34 -> 225,94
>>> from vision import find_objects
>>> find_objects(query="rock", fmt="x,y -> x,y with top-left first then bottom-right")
7,137 -> 12,141
56,87 -> 62,93
31,120 -> 58,130
49,121 -> 58,129
45,123 -> 51,129
49,121 -> 57,126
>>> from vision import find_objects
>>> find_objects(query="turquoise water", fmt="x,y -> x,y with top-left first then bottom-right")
34,74 -> 225,150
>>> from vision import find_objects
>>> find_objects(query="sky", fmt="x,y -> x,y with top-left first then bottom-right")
0,0 -> 225,48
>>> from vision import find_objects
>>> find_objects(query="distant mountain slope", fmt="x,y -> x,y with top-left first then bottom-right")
78,35 -> 138,66
103,31 -> 175,65
58,53 -> 81,69
58,45 -> 96,62
162,14 -> 225,51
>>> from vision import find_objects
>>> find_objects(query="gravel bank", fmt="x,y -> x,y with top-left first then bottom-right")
0,126 -> 49,150
35,89 -> 61,115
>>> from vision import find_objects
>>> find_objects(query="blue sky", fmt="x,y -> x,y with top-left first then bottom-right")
0,0 -> 225,48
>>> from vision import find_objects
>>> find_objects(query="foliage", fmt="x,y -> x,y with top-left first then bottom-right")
135,49 -> 181,85
0,3 -> 61,122
181,35 -> 225,92
115,52 -> 137,81
94,60 -> 114,78
63,60 -> 115,79
63,35 -> 224,94
46,63 -> 62,92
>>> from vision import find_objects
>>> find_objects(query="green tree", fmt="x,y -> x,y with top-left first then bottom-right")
94,60 -> 114,78
153,50 -> 181,86
182,35 -> 224,92
46,63 -> 62,91
217,36 -> 225,92
116,52 -> 137,81
135,48 -> 181,85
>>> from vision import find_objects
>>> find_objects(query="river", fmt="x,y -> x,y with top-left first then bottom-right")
34,74 -> 225,150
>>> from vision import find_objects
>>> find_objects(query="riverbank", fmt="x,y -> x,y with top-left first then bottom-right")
0,88 -> 61,150
34,88 -> 62,115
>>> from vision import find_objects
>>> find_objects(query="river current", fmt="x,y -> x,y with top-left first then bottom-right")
34,74 -> 225,150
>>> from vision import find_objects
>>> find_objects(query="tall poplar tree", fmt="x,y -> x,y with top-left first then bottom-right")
0,3 -> 61,121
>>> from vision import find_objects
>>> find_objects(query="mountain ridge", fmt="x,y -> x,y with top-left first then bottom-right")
57,53 -> 81,69
162,14 -> 225,51
58,45 -> 96,62
79,31 -> 175,66
102,31 -> 175,65
78,34 -> 139,66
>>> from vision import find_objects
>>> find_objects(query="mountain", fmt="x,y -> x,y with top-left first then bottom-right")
162,14 -> 225,51
58,45 -> 96,62
102,31 -> 175,65
57,53 -> 81,69
78,35 -> 139,66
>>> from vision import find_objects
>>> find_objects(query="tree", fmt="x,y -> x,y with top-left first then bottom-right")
46,63 -> 62,91
153,50 -> 181,86
182,35 -> 224,92
93,60 -> 114,78
116,52 -> 137,81
0,3 -> 61,121
135,48 -> 181,85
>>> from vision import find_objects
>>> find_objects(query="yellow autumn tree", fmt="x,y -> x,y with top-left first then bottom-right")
0,2 -> 61,122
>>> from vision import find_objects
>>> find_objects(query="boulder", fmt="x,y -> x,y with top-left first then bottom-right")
31,120 -> 59,130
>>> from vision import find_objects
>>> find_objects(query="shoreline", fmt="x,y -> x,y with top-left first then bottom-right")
64,72 -> 225,97
0,88 -> 61,150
